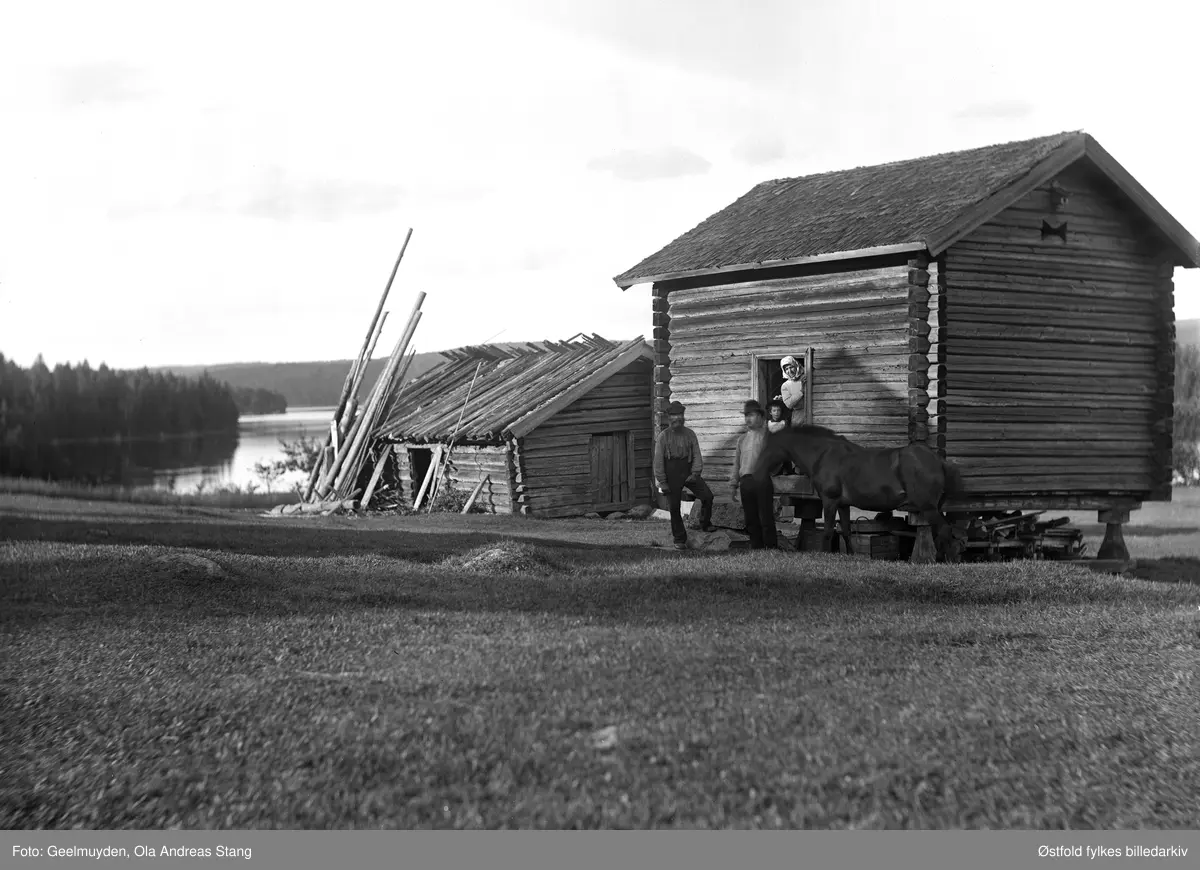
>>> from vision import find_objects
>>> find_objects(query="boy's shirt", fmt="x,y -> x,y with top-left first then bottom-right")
730,427 -> 769,485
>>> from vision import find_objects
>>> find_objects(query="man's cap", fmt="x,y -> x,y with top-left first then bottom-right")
666,401 -> 686,415
743,399 -> 765,417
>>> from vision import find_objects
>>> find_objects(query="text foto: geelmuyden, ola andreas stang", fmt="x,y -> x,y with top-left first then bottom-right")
13,844 -> 252,859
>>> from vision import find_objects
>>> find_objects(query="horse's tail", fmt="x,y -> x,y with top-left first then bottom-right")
941,459 -> 965,500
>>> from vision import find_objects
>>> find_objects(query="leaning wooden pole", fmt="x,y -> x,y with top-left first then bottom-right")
348,309 -> 389,409
333,342 -> 419,500
332,228 -> 414,428
325,294 -> 426,498
316,302 -> 422,499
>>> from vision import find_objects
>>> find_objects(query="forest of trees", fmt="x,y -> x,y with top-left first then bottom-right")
0,353 -> 243,481
230,386 -> 288,416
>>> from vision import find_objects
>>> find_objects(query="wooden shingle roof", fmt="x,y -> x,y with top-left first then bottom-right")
377,335 -> 651,444
613,131 -> 1200,288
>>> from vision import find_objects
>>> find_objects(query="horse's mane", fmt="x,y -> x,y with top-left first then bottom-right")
770,423 -> 849,442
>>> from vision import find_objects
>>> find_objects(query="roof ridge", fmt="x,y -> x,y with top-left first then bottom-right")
755,130 -> 1084,188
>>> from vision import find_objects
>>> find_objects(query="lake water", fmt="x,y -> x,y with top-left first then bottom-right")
153,406 -> 338,494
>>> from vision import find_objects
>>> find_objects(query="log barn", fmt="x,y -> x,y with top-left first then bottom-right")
375,335 -> 655,517
613,131 -> 1200,561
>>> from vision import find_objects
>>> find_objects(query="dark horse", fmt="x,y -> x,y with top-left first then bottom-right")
753,424 -> 965,561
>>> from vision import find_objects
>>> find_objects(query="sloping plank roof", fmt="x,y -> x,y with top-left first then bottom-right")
376,335 -> 652,444
613,131 -> 1200,288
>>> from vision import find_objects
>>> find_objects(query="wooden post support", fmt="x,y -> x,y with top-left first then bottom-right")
908,513 -> 936,564
461,475 -> 489,514
413,444 -> 443,511
1097,507 -> 1131,561
359,444 -> 394,510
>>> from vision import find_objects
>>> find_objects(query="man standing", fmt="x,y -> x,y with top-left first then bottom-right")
654,401 -> 716,550
730,399 -> 778,550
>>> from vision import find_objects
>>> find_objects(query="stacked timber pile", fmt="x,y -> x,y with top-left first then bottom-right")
959,511 -> 1086,561
298,228 -> 428,511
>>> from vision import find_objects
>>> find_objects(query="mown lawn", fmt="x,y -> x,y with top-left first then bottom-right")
2,493 -> 1199,829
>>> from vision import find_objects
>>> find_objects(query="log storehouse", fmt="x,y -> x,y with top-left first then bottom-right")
613,131 -> 1200,560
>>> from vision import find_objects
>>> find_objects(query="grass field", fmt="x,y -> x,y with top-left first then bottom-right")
2,491 -> 1199,829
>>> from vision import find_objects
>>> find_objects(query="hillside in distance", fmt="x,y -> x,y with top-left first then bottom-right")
164,353 -> 448,408
1178,318 -> 1200,346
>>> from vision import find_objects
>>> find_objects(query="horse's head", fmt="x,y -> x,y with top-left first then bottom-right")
753,429 -> 795,483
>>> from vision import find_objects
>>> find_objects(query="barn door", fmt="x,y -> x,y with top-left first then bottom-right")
590,431 -> 634,510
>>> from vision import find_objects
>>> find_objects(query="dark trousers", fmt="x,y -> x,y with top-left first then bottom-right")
739,474 -> 778,550
665,458 -> 713,544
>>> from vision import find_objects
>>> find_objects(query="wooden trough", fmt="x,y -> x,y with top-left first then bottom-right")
615,131 -> 1200,565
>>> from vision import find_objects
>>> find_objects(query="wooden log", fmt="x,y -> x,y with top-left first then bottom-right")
667,267 -> 909,306
671,289 -> 910,318
347,309 -> 390,410
333,229 -> 413,429
359,444 -> 395,510
461,475 -> 489,513
323,294 -> 424,497
412,444 -> 444,511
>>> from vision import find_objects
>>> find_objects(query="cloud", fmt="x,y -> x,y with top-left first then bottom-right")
731,134 -> 787,166
107,175 -> 493,222
951,99 -> 1034,121
241,178 -> 405,221
56,62 -> 147,107
586,146 -> 711,182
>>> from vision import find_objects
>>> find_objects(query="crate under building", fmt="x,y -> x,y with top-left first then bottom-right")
372,335 -> 655,517
613,130 -> 1200,562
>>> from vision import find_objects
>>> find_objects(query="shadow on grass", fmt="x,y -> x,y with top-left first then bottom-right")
0,511 -> 650,565
1126,557 -> 1200,586
1076,523 -> 1200,538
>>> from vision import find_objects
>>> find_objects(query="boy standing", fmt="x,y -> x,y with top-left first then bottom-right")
729,399 -> 778,550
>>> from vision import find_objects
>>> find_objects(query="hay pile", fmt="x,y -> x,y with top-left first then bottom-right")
448,541 -> 558,574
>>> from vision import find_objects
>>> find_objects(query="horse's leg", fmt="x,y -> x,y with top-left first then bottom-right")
838,503 -> 854,554
926,509 -> 952,562
821,499 -> 839,553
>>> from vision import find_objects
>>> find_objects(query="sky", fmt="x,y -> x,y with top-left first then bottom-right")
2,0 -> 1198,370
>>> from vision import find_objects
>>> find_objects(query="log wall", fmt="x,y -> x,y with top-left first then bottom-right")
514,358 -> 655,518
392,442 -> 513,513
659,264 -> 913,499
943,163 -> 1174,497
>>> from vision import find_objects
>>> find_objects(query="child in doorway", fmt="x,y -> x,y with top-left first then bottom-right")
766,398 -> 790,434
765,398 -> 795,475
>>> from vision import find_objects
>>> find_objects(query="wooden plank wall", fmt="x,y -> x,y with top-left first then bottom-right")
943,163 -> 1173,496
663,265 -> 912,498
390,442 -> 512,512
514,358 -> 654,518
